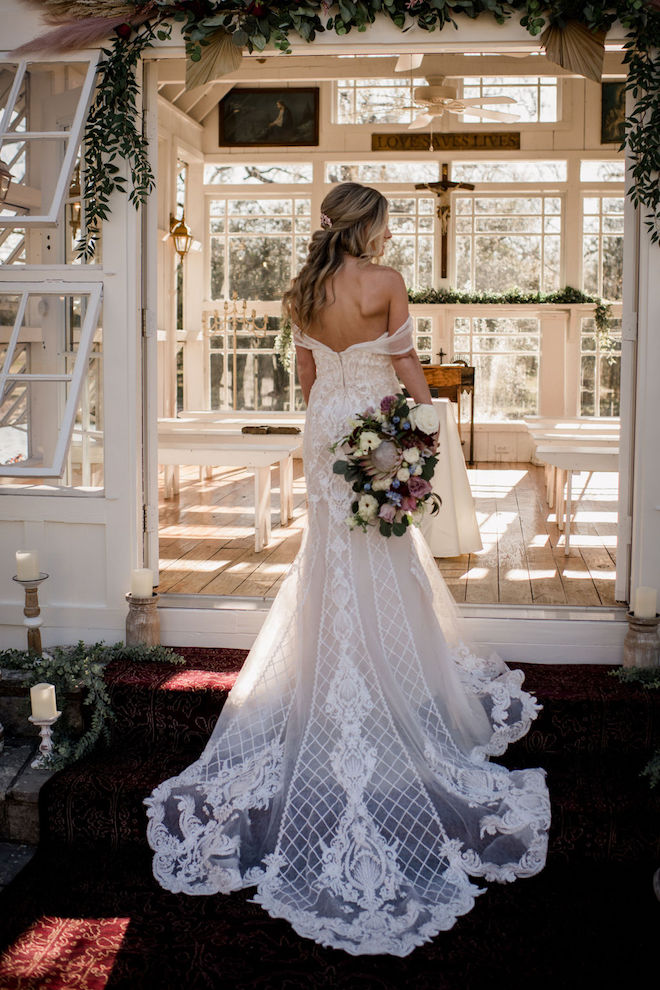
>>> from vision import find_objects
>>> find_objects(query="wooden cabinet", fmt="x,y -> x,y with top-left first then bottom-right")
422,364 -> 475,464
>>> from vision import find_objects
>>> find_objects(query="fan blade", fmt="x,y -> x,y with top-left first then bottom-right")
407,113 -> 435,130
458,107 -> 520,122
395,53 -> 424,73
459,96 -> 518,107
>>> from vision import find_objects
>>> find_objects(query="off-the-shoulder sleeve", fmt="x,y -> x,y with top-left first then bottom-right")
381,315 -> 414,355
292,324 -> 314,349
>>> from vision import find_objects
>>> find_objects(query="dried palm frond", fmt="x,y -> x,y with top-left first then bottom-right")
541,19 -> 606,83
185,30 -> 243,90
21,0 -> 138,22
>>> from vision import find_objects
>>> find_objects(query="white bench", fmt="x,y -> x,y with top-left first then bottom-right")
158,429 -> 302,552
524,419 -> 619,508
534,444 -> 619,555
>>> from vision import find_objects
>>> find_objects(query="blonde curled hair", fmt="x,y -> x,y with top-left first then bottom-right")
282,182 -> 388,330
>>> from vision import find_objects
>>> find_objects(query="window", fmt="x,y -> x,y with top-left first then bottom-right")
462,77 -> 558,123
455,195 -> 561,293
451,161 -> 567,183
385,197 -> 434,289
0,56 -> 98,226
209,197 -> 311,301
580,160 -> 625,182
326,161 -> 440,184
582,196 -> 624,300
414,317 -> 433,364
205,312 -> 300,412
335,77 -> 424,124
453,316 -> 540,420
0,282 -> 103,479
580,317 -> 621,417
204,163 -> 313,184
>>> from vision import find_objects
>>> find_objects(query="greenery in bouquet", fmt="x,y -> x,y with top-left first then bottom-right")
331,392 -> 440,538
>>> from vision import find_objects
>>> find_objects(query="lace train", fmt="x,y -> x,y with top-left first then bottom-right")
145,320 -> 550,956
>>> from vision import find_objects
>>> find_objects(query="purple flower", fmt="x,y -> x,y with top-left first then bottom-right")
378,503 -> 396,523
380,395 -> 397,413
408,476 -> 432,498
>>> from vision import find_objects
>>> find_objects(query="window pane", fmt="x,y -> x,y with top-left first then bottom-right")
326,162 -> 440,183
580,160 -> 625,182
204,163 -> 313,184
451,161 -> 567,183
453,317 -> 539,420
335,78 -> 425,125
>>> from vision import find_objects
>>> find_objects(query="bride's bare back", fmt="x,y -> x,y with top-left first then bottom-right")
304,256 -> 409,352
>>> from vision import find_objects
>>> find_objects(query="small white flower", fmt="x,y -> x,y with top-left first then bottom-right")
411,463 -> 423,475
408,403 -> 439,436
411,505 -> 427,525
346,515 -> 358,529
358,430 -> 381,454
396,466 -> 410,482
357,493 -> 379,520
371,477 -> 391,491
403,446 -> 420,464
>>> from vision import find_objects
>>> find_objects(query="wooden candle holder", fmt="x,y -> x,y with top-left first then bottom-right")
623,612 -> 660,668
12,573 -> 49,655
125,592 -> 161,647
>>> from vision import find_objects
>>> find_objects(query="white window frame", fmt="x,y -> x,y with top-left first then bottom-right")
0,52 -> 99,226
0,279 -> 102,476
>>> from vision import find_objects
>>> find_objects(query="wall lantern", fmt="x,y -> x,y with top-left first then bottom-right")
0,161 -> 11,202
169,213 -> 193,261
68,164 -> 82,239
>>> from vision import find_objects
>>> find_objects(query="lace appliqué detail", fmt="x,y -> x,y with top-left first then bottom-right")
144,740 -> 283,895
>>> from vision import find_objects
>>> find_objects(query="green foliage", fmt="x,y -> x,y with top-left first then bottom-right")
76,2 -> 660,256
275,318 -> 293,372
0,641 -> 185,771
610,665 -> 660,788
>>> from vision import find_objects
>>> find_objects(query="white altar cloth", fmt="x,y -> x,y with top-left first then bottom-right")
420,399 -> 482,558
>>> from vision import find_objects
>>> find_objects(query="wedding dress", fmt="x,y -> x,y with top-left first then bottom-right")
145,316 -> 550,957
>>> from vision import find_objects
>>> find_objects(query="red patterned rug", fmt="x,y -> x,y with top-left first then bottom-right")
0,651 -> 657,988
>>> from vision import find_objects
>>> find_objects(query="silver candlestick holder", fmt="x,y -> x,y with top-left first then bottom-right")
623,612 -> 660,668
125,592 -> 161,646
27,712 -> 61,768
12,572 -> 49,655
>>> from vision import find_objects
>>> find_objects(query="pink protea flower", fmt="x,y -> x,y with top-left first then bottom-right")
408,476 -> 432,498
360,439 -> 402,480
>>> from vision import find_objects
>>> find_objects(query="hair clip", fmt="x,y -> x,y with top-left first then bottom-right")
320,212 -> 333,229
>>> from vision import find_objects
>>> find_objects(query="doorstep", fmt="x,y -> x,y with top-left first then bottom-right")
0,736 -> 55,845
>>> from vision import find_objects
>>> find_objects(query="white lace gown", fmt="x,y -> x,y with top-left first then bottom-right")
145,317 -> 550,957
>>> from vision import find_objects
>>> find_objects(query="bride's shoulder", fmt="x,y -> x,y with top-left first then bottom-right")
364,264 -> 407,293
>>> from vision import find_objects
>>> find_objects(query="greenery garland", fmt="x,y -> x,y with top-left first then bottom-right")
65,0 -> 660,259
610,665 -> 660,788
0,640 -> 185,770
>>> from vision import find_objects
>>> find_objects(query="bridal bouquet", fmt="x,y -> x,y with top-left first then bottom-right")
331,393 -> 440,537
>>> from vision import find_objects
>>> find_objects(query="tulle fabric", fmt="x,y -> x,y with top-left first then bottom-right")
145,317 -> 550,957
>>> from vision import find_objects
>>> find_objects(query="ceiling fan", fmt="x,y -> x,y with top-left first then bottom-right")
404,75 -> 520,129
393,55 -> 520,129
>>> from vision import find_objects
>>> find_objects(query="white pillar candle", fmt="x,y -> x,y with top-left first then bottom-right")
130,568 -> 154,598
633,587 -> 657,619
30,682 -> 57,720
16,550 -> 39,581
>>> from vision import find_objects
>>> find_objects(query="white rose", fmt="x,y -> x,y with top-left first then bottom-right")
408,403 -> 439,436
403,446 -> 420,464
371,477 -> 390,491
396,466 -> 410,482
357,493 -> 379,520
358,430 -> 381,454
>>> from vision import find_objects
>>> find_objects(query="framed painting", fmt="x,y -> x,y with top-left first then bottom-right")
219,88 -> 319,147
601,81 -> 626,145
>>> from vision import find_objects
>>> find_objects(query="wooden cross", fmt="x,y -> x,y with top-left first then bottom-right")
437,347 -> 447,363
415,163 -> 475,280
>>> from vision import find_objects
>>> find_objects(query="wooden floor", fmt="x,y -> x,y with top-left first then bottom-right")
158,462 -> 619,606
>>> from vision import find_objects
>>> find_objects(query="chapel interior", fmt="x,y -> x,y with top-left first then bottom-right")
0,48 -> 626,609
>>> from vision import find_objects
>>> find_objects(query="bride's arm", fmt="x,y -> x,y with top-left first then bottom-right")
295,345 -> 317,405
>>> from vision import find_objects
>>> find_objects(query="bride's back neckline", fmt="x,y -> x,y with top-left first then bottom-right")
296,317 -> 411,355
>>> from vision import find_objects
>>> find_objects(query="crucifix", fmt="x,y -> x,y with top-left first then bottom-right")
415,163 -> 475,280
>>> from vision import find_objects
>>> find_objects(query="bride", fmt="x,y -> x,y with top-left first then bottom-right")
145,182 -> 550,957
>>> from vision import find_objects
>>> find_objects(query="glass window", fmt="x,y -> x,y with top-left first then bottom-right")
580,317 -> 621,417
580,160 -> 625,182
462,76 -> 558,123
384,197 -> 434,289
205,311 -> 302,412
582,196 -> 624,300
0,56 -> 99,226
204,163 -> 313,184
0,282 -> 103,479
335,77 -> 425,125
414,316 -> 433,364
454,195 -> 561,292
326,162 -> 440,184
451,161 -> 567,183
453,316 -> 540,420
209,197 -> 311,301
